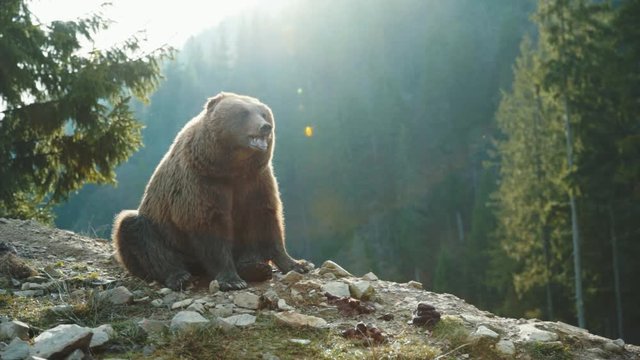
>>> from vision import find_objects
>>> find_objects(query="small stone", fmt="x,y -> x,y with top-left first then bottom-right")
289,338 -> 311,345
518,323 -> 559,342
321,281 -> 350,298
97,286 -> 133,305
50,305 -> 73,314
171,298 -> 194,310
471,325 -> 499,340
281,271 -> 304,285
137,319 -> 169,336
90,324 -> 114,348
170,311 -> 209,332
319,260 -> 353,278
233,292 -> 260,310
143,344 -> 156,356
262,352 -> 280,360
150,299 -> 164,307
495,339 -> 515,356
21,282 -> 46,290
13,289 -> 44,297
210,304 -> 234,318
0,320 -> 30,340
362,272 -> 379,281
234,307 -> 256,314
222,314 -> 256,327
349,280 -> 374,300
209,280 -> 220,294
613,338 -> 625,347
273,311 -> 327,328
31,324 -> 93,359
158,288 -> 173,295
187,302 -> 205,314
603,340 -> 623,353
407,280 -> 422,289
259,290 -> 279,310
0,338 -> 29,360
133,296 -> 150,303
277,299 -> 294,311
321,272 -> 337,280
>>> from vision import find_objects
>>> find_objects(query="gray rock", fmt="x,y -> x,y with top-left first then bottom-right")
321,272 -> 337,280
50,305 -> 73,314
495,339 -> 515,356
210,304 -> 234,318
349,280 -> 374,300
407,280 -> 422,289
318,260 -> 352,278
362,272 -> 379,281
233,307 -> 256,314
277,299 -> 294,311
21,282 -> 46,291
0,338 -> 29,360
603,340 -> 623,353
281,271 -> 304,285
137,319 -> 169,336
187,302 -> 205,314
157,287 -> 172,295
13,290 -> 44,297
209,280 -> 220,294
321,281 -> 350,298
150,299 -> 164,307
470,325 -> 499,340
0,320 -> 30,341
289,338 -> 311,345
613,338 -> 625,347
31,324 -> 93,359
262,352 -> 280,360
97,286 -> 133,305
233,292 -> 260,310
171,298 -> 194,310
90,324 -> 114,348
273,311 -> 327,328
518,323 -> 559,342
170,311 -> 209,332
222,314 -> 256,327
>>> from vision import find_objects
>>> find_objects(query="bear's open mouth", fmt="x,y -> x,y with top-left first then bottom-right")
249,136 -> 269,151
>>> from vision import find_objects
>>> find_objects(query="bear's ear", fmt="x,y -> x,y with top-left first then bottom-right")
205,92 -> 227,112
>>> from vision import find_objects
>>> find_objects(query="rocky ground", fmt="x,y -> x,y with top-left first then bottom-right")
0,218 -> 638,360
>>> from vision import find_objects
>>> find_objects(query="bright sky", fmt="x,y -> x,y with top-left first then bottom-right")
29,0 -> 261,51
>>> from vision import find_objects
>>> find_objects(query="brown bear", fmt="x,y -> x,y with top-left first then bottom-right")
112,92 -> 312,291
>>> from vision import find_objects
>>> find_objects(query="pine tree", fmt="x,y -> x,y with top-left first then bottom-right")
0,0 -> 172,221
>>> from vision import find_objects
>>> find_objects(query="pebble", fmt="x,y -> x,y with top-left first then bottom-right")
222,314 -> 256,327
321,281 -> 350,298
170,311 -> 209,332
273,311 -> 327,328
171,298 -> 194,310
362,272 -> 379,281
495,339 -> 515,356
319,260 -> 353,278
233,292 -> 260,310
209,280 -> 220,294
281,271 -> 304,285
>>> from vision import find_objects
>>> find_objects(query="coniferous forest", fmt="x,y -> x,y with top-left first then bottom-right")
2,0 -> 639,343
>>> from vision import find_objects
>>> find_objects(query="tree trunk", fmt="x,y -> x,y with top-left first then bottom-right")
563,95 -> 585,328
608,205 -> 624,339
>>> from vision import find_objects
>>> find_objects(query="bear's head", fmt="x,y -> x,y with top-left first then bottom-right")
204,92 -> 275,156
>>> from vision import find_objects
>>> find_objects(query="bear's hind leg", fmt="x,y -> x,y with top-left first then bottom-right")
113,211 -> 192,290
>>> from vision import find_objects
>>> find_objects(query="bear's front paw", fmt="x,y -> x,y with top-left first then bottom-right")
165,270 -> 192,291
217,272 -> 248,291
290,259 -> 315,274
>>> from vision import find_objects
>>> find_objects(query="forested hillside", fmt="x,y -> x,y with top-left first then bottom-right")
51,0 -> 640,343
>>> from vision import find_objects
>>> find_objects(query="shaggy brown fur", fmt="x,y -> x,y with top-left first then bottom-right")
112,92 -> 312,290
